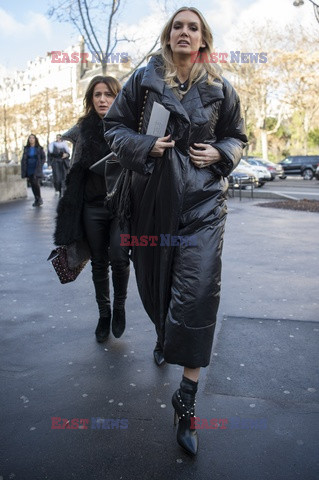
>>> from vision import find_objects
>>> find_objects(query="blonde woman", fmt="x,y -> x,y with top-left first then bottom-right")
104,7 -> 247,455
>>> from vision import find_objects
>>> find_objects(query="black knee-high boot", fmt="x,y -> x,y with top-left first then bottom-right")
93,277 -> 111,343
111,265 -> 129,338
172,376 -> 198,455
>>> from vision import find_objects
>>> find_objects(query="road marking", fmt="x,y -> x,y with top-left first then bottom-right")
268,191 -> 319,196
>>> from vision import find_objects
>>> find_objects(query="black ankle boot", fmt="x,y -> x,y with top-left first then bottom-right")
112,307 -> 125,338
111,266 -> 129,339
93,276 -> 111,342
153,340 -> 165,367
95,311 -> 111,343
172,376 -> 198,456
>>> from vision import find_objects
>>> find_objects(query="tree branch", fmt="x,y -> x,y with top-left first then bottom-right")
77,0 -> 98,56
267,104 -> 284,136
83,0 -> 103,55
105,0 -> 120,59
119,36 -> 159,81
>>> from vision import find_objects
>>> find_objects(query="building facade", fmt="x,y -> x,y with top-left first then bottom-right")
0,37 -> 132,162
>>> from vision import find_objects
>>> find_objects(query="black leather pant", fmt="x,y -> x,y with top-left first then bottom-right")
83,203 -> 130,317
28,175 -> 41,200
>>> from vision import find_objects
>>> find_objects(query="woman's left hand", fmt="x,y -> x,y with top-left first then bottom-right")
189,143 -> 222,169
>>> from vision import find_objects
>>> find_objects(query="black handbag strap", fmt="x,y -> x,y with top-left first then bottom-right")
116,88 -> 149,228
138,89 -> 149,134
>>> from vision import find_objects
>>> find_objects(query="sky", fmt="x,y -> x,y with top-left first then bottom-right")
0,0 -> 317,73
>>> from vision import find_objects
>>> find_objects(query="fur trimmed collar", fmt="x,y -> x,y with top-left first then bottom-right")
79,110 -> 104,145
78,110 -> 110,168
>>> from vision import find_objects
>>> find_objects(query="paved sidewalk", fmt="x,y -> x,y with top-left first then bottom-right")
1,187 -> 318,480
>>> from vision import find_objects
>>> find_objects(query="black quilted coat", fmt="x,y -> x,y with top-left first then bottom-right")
104,56 -> 247,368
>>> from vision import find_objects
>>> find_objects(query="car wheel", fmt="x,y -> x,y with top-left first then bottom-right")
279,175 -> 286,180
302,169 -> 313,180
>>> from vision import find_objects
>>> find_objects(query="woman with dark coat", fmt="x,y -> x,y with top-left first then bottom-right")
48,134 -> 70,197
54,76 -> 130,342
104,7 -> 247,455
21,134 -> 46,206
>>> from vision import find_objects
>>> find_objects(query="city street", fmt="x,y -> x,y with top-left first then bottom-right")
0,186 -> 318,480
1,1 -> 318,477
261,176 -> 319,201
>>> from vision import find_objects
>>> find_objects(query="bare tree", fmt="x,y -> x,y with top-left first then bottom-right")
224,21 -> 319,159
48,0 -> 160,76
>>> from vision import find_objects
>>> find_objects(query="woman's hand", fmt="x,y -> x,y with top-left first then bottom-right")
189,143 -> 222,169
149,134 -> 175,157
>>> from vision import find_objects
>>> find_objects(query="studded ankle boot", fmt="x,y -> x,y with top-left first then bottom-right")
171,376 -> 198,456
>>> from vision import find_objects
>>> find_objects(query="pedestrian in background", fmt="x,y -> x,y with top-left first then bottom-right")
54,76 -> 130,342
21,134 -> 46,207
104,6 -> 247,455
48,134 -> 70,197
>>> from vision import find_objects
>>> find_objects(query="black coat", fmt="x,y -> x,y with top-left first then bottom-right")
21,146 -> 45,178
104,56 -> 247,367
54,111 -> 110,246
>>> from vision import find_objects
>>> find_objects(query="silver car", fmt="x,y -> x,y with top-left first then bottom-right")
245,157 -> 286,180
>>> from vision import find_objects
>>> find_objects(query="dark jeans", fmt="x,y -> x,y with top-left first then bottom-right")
83,203 -> 130,317
28,175 -> 41,200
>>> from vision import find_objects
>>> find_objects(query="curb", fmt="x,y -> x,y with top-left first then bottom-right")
229,189 -> 299,201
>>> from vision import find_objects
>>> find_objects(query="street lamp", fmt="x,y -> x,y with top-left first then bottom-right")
293,0 -> 319,23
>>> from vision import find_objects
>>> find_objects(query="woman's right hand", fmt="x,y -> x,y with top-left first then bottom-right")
149,134 -> 175,157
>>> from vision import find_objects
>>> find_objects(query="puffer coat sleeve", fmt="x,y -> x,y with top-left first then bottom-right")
104,70 -> 157,175
210,77 -> 247,177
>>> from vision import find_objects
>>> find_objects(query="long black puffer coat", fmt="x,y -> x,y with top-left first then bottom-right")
104,56 -> 247,368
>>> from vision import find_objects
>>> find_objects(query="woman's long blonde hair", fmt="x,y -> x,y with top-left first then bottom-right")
151,7 -> 221,91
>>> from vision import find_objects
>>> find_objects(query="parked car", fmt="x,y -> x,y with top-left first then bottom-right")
41,163 -> 53,187
245,156 -> 286,180
279,155 -> 319,180
315,164 -> 319,181
228,171 -> 256,190
240,159 -> 270,187
229,162 -> 259,189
